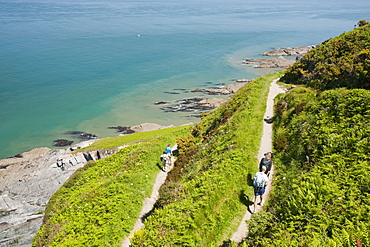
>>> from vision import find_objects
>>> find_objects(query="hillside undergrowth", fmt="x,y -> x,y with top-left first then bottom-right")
245,87 -> 370,246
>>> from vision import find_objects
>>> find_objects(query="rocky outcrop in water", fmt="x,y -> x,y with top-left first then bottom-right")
243,45 -> 317,69
191,81 -> 249,95
153,81 -> 247,117
109,123 -> 176,135
243,56 -> 296,68
53,139 -> 74,147
262,45 -> 316,56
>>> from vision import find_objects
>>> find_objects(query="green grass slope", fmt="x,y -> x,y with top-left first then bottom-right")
32,70 -> 283,246
131,72 -> 283,246
32,126 -> 190,246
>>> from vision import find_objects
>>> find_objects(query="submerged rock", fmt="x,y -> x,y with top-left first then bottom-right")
65,131 -> 98,139
108,126 -> 136,134
153,101 -> 168,105
53,139 -> 73,147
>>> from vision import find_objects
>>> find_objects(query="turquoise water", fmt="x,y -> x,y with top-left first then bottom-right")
0,0 -> 369,159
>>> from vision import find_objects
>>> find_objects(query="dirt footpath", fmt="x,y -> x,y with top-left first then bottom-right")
230,78 -> 285,243
121,146 -> 177,247
122,79 -> 285,246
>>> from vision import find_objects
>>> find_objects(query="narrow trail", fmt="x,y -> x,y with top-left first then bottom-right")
121,146 -> 177,247
122,79 -> 285,246
230,78 -> 285,243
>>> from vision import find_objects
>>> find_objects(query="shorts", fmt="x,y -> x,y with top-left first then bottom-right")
254,186 -> 265,196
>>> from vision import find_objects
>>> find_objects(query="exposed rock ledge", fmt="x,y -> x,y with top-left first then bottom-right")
0,141 -> 100,246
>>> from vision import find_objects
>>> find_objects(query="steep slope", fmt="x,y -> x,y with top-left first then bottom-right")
32,127 -> 189,246
130,72 -> 283,246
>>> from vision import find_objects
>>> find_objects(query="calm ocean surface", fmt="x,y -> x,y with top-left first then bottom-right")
0,0 -> 369,159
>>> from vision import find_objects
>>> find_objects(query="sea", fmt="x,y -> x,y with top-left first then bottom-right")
0,0 -> 369,159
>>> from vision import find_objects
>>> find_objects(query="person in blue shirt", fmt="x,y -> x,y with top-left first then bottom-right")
164,144 -> 173,163
165,144 -> 172,154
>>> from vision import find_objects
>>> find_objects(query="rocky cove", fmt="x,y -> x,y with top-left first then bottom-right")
0,46 -> 312,246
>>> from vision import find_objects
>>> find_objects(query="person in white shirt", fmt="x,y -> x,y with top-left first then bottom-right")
160,151 -> 170,172
253,166 -> 269,213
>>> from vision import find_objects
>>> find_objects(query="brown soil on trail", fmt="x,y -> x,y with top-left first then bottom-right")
230,78 -> 286,243
122,79 -> 286,246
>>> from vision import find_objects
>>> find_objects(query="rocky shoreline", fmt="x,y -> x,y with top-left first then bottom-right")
0,141 -> 97,246
0,45 -> 314,246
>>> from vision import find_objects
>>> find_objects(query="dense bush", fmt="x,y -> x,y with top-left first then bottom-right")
245,87 -> 370,246
281,23 -> 370,90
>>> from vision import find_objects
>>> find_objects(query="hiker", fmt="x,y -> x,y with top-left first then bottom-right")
253,166 -> 269,213
164,144 -> 173,163
259,152 -> 272,177
160,151 -> 170,172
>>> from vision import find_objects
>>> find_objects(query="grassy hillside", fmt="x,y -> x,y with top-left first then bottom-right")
245,87 -> 370,246
32,71 -> 283,246
131,72 -> 283,246
33,126 -> 190,246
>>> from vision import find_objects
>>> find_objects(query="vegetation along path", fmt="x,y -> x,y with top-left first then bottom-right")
121,145 -> 177,247
230,78 -> 285,243
122,78 -> 284,246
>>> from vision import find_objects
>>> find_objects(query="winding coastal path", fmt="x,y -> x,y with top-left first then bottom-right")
121,78 -> 285,246
230,78 -> 285,243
